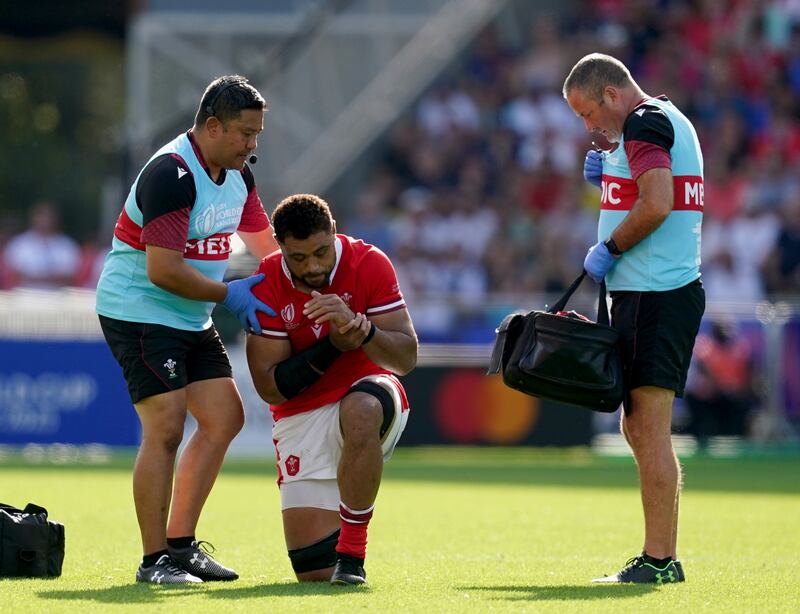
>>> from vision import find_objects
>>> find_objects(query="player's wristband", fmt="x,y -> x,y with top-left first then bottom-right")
273,337 -> 342,399
361,322 -> 377,346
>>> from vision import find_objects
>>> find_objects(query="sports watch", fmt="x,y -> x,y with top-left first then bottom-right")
604,237 -> 623,256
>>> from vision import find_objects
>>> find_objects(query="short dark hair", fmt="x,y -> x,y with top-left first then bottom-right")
194,75 -> 266,127
272,194 -> 334,243
562,53 -> 635,100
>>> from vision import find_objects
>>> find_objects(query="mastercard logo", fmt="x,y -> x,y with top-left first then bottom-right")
433,370 -> 539,444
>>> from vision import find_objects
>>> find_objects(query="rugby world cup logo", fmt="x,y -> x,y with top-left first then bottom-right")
196,204 -> 217,236
281,304 -> 295,323
164,358 -> 178,379
281,303 -> 301,330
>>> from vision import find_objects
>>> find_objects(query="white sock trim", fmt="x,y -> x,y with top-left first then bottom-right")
339,501 -> 375,516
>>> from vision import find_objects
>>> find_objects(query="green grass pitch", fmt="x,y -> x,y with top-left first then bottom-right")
1,447 -> 798,613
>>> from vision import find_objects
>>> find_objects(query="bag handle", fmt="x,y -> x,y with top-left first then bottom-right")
487,313 -> 520,375
0,503 -> 48,516
23,503 -> 48,517
547,271 -> 611,326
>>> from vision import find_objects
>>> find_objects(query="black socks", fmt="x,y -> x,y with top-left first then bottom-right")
167,535 -> 195,549
142,549 -> 168,568
142,536 -> 195,567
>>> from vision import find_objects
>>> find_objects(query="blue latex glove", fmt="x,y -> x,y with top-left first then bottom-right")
583,149 -> 604,188
583,240 -> 617,283
222,273 -> 275,335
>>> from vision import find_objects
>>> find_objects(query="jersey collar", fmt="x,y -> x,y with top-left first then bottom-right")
186,130 -> 227,184
280,235 -> 343,289
633,94 -> 669,111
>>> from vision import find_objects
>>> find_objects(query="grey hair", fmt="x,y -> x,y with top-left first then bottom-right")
562,53 -> 635,100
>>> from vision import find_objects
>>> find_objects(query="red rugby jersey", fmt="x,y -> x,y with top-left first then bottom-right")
252,234 -> 406,420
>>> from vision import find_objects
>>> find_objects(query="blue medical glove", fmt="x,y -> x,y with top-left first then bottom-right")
222,273 -> 276,335
583,149 -> 603,188
583,240 -> 617,283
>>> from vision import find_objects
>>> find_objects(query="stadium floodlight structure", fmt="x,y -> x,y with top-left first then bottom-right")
125,0 -> 509,205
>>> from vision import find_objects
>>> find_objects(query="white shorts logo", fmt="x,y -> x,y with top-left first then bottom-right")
163,359 -> 178,379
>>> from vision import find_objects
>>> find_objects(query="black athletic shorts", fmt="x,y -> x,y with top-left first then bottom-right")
98,315 -> 233,404
610,279 -> 705,406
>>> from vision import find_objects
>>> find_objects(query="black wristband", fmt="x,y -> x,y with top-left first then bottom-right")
273,337 -> 342,399
361,322 -> 377,346
604,237 -> 623,256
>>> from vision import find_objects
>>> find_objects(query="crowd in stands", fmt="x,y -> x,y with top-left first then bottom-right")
338,0 -> 800,318
2,2 -> 800,313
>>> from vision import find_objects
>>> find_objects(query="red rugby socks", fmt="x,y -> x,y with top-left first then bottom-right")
336,501 -> 374,560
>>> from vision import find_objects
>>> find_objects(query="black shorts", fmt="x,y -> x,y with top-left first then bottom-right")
610,279 -> 705,405
98,315 -> 233,404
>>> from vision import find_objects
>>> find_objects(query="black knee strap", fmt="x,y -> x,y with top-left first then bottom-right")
287,529 -> 340,573
346,380 -> 395,439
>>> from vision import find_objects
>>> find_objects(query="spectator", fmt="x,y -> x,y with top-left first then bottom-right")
3,201 -> 81,289
74,239 -> 112,289
703,196 -> 780,301
416,81 -> 480,137
344,188 -> 395,255
515,14 -> 568,91
763,197 -> 800,294
684,319 -> 757,444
